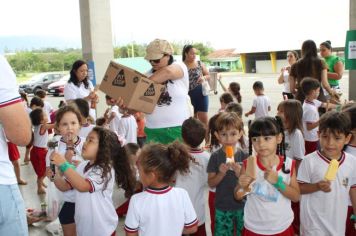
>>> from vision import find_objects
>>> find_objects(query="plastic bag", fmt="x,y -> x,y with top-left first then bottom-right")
202,79 -> 210,96
46,181 -> 63,221
251,179 -> 280,202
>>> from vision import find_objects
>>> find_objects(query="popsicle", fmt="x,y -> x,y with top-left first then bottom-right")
324,159 -> 339,181
225,146 -> 234,163
245,156 -> 257,180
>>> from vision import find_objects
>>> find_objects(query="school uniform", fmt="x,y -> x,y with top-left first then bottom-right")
284,129 -> 305,161
252,95 -> 271,119
345,145 -> 356,236
46,136 -> 84,225
302,100 -> 321,154
30,125 -> 48,177
79,123 -> 95,139
125,186 -> 198,236
176,149 -> 210,235
117,115 -> 138,144
75,161 -> 118,236
7,142 -> 20,161
243,156 -> 295,235
298,151 -> 356,236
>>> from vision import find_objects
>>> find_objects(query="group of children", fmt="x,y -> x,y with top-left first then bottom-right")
14,76 -> 356,236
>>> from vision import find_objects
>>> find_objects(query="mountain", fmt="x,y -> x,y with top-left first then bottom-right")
0,35 -> 81,53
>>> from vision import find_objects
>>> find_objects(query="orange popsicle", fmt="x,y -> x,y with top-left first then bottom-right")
225,145 -> 234,163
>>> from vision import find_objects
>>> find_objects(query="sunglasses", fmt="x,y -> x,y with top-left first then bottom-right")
149,54 -> 168,64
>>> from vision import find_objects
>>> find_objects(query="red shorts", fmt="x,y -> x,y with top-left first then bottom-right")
8,142 -> 20,161
242,225 -> 294,236
346,206 -> 356,236
30,146 -> 47,178
305,141 -> 318,155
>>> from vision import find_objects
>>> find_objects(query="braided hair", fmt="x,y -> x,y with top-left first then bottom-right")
248,117 -> 290,174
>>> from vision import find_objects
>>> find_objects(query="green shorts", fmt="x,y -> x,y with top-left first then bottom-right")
215,208 -> 244,236
144,126 -> 182,144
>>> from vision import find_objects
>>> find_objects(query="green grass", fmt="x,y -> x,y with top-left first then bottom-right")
16,73 -> 37,84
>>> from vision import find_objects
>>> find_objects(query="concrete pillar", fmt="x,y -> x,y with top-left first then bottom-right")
270,52 -> 277,73
350,0 -> 356,100
79,0 -> 114,117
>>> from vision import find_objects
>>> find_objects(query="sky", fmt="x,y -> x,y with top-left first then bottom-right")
0,0 -> 350,52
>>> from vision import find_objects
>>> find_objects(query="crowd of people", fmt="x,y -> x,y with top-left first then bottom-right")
0,38 -> 355,236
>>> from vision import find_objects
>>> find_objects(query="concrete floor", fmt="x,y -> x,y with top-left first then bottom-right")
18,72 -> 350,235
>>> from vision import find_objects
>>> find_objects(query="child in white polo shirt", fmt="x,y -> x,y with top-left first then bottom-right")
298,111 -> 356,236
125,141 -> 198,236
176,117 -> 210,236
245,81 -> 271,119
300,78 -> 336,154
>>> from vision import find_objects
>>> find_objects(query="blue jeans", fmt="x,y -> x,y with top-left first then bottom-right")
0,184 -> 28,236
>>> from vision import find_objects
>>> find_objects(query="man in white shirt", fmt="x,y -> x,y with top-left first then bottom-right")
0,55 -> 32,235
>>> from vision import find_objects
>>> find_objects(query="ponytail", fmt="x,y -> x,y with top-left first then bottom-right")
275,116 -> 290,174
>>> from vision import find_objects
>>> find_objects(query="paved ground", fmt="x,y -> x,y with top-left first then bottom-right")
20,72 -> 350,235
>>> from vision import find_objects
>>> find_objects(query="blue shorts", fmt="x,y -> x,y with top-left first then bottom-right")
58,202 -> 75,225
0,184 -> 28,236
188,84 -> 209,113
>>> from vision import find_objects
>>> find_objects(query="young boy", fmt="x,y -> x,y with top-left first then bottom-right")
300,78 -> 337,154
207,112 -> 248,236
343,104 -> 356,236
71,98 -> 95,138
104,95 -> 122,134
35,89 -> 53,121
297,111 -> 356,236
176,117 -> 210,236
245,81 -> 271,119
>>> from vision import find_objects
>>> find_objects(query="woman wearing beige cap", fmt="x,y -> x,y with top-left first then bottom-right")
118,39 -> 190,144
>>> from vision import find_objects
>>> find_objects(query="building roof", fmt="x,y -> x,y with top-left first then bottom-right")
207,49 -> 239,59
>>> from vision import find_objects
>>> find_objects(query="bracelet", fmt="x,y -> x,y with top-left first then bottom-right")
273,175 -> 286,192
351,214 -> 356,221
59,161 -> 75,173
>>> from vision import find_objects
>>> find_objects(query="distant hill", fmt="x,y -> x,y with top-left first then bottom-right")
0,35 -> 81,53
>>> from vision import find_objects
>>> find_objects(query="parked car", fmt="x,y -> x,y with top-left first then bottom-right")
47,75 -> 69,96
19,72 -> 66,94
208,66 -> 230,72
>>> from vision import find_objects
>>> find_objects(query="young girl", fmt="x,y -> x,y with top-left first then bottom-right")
124,141 -> 198,236
277,100 -> 305,169
218,75 -> 242,103
235,117 -> 300,236
51,127 -> 133,236
29,108 -> 55,194
46,105 -> 84,236
116,143 -> 141,217
219,92 -> 234,112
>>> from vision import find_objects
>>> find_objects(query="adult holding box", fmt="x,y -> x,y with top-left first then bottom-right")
117,39 -> 190,144
64,60 -> 98,120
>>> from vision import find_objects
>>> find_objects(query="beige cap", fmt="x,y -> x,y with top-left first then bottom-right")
144,39 -> 174,60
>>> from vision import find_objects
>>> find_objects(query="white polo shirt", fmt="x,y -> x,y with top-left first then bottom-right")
75,161 -> 118,236
33,125 -> 49,148
0,55 -> 23,185
298,151 -> 356,236
252,95 -> 270,119
302,99 -> 322,142
64,80 -> 96,119
46,136 -> 84,203
243,156 -> 295,234
108,105 -> 122,134
79,123 -> 95,139
175,149 -> 210,226
284,129 -> 305,161
125,186 -> 198,236
117,115 -> 137,144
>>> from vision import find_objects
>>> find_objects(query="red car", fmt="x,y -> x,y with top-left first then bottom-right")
47,75 -> 69,96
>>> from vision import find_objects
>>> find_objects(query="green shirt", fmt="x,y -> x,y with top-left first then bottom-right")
324,55 -> 344,86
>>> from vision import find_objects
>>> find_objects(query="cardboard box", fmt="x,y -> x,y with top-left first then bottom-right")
99,61 -> 164,114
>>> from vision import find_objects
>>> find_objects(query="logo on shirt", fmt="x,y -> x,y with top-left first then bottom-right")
342,177 -> 349,187
144,84 -> 155,96
112,69 -> 126,87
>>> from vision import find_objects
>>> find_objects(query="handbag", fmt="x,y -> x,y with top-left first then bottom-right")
202,79 -> 210,96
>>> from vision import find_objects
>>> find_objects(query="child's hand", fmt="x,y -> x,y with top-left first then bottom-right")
264,167 -> 279,185
64,150 -> 75,162
46,167 -> 53,179
219,163 -> 229,175
50,152 -> 66,166
239,174 -> 253,188
317,180 -> 331,192
229,162 -> 242,177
